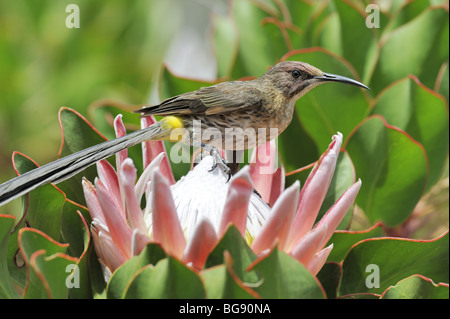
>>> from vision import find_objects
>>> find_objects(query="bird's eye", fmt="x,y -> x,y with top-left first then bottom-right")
291,69 -> 301,79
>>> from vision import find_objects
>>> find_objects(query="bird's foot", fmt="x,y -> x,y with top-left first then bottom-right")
195,141 -> 231,182
209,147 -> 231,179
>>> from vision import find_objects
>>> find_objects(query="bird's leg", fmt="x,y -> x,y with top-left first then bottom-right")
192,140 -> 231,180
225,150 -> 241,175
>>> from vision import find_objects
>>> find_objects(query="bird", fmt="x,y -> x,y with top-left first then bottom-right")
0,61 -> 369,207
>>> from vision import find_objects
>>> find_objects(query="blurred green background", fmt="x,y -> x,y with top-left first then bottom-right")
0,0 -> 195,180
0,0 -> 448,237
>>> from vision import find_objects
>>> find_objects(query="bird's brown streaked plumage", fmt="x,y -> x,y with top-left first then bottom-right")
134,81 -> 264,116
0,61 -> 369,206
134,61 -> 367,150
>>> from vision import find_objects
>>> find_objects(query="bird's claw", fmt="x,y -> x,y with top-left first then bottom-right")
208,147 -> 231,182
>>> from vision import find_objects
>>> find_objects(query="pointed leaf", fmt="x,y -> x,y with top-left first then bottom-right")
316,262 -> 342,299
325,223 -> 384,263
211,12 -> 238,78
371,76 -> 449,189
248,246 -> 325,299
0,214 -> 19,298
320,0 -> 377,77
205,225 -> 259,284
370,7 -> 449,93
19,228 -> 77,299
60,201 -> 105,298
201,251 -> 258,299
345,116 -> 428,226
107,243 -> 166,299
201,264 -> 256,299
124,256 -> 205,299
13,152 -> 66,241
57,107 -> 110,204
231,0 -> 284,78
381,275 -> 449,299
339,231 -> 449,296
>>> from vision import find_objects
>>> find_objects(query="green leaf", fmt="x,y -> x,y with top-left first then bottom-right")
57,107 -> 111,205
58,107 -> 109,160
19,228 -> 76,299
249,246 -> 325,299
11,153 -> 93,297
436,62 -> 448,102
326,224 -> 384,263
204,225 -> 259,284
231,0 -> 283,78
13,152 -> 66,241
60,202 -> 90,258
283,0 -> 317,48
60,201 -> 105,299
201,262 -> 257,299
211,12 -> 238,79
321,0 -> 378,78
345,116 -> 428,226
370,7 -> 449,93
371,76 -> 449,189
18,226 -> 69,265
318,13 -> 343,58
107,243 -> 166,299
316,262 -> 342,299
339,231 -> 449,296
124,256 -> 205,299
0,214 -> 19,298
26,250 -> 77,299
381,275 -> 449,299
6,215 -> 27,289
385,0 -> 432,30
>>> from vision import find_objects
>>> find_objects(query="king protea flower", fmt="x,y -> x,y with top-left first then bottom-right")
82,114 -> 361,280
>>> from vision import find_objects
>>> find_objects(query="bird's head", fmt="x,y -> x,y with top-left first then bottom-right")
260,61 -> 369,100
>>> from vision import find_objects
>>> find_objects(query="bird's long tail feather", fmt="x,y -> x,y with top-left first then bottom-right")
0,122 -> 167,207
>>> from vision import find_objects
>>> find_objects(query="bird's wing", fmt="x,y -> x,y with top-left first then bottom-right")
134,82 -> 262,116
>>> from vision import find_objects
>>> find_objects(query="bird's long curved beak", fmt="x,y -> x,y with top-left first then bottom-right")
316,73 -> 370,90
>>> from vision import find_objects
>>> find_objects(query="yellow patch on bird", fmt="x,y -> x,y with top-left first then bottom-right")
161,116 -> 184,130
160,116 -> 185,142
